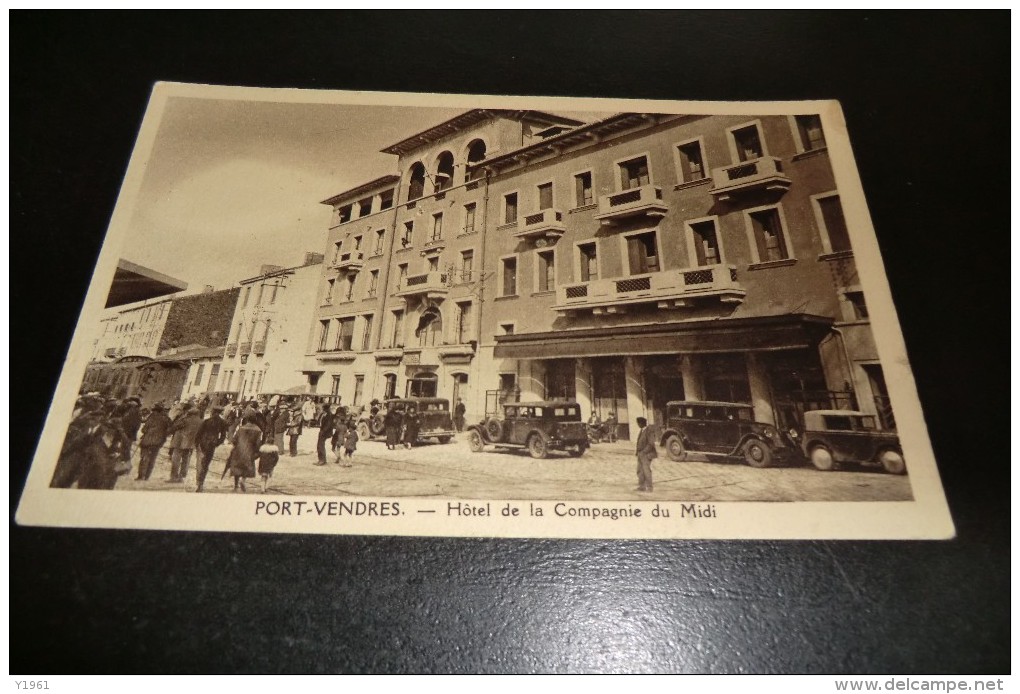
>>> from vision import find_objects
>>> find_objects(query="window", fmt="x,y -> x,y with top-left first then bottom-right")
397,263 -> 408,289
367,270 -> 379,298
504,192 -> 518,224
379,189 -> 394,210
357,197 -> 373,218
795,114 -> 826,151
336,317 -> 356,351
846,291 -> 869,320
242,286 -> 251,308
574,171 -> 593,207
332,241 -> 342,264
194,363 -> 205,386
407,163 -> 426,201
383,373 -> 398,399
431,213 -> 443,241
536,250 -> 555,292
353,375 -> 365,407
434,151 -> 454,192
748,207 -> 790,262
207,364 -> 220,391
456,302 -> 473,344
353,235 -> 362,251
224,370 -> 234,391
816,194 -> 852,253
578,242 -> 598,282
501,257 -> 517,296
537,182 -> 553,210
343,275 -> 355,301
463,203 -> 476,234
732,124 -> 764,162
619,156 -> 650,190
390,310 -> 404,347
417,307 -> 442,348
500,323 -> 515,336
318,320 -> 331,351
374,229 -> 385,255
676,140 -> 707,182
270,282 -> 281,304
254,283 -> 265,307
401,221 -> 413,248
688,219 -> 721,266
324,278 -> 335,304
626,231 -> 660,275
338,205 -> 353,224
427,256 -> 440,273
460,250 -> 474,282
331,375 -> 341,396
361,314 -> 374,351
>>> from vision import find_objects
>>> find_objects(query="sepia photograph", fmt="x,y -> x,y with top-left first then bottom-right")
16,85 -> 953,539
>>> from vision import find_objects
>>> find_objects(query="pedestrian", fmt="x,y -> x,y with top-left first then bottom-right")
341,427 -> 358,466
194,406 -> 228,493
270,405 -> 289,447
402,405 -> 420,449
225,416 -> 261,493
118,396 -> 143,453
634,416 -> 656,493
315,405 -> 335,466
331,414 -> 348,463
77,404 -> 132,490
384,404 -> 403,450
286,405 -> 303,457
258,440 -> 280,493
168,404 -> 203,483
50,396 -> 105,488
302,397 -> 317,428
453,398 -> 466,432
136,402 -> 172,481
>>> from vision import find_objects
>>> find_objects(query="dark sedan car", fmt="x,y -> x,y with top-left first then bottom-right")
800,410 -> 905,474
659,400 -> 800,468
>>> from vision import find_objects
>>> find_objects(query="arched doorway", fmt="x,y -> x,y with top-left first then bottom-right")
465,139 -> 486,181
434,151 -> 454,192
407,162 -> 426,201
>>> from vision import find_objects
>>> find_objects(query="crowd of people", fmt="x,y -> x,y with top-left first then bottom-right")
50,393 -> 363,494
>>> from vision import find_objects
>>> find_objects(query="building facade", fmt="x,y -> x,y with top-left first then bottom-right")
220,253 -> 324,401
306,110 -> 893,438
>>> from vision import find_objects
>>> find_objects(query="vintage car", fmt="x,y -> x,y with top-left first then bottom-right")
659,400 -> 800,468
800,410 -> 906,474
356,397 -> 457,444
467,401 -> 589,459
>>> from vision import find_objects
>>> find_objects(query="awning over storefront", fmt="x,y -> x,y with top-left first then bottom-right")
492,314 -> 833,360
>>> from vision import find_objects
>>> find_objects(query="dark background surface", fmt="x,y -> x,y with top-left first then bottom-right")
10,12 -> 1009,673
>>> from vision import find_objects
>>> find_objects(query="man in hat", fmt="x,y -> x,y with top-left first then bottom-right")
50,395 -> 105,488
634,416 -> 657,493
137,402 -> 172,481
168,403 -> 203,483
194,406 -> 229,492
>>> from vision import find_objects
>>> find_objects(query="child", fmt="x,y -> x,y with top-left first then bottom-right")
340,426 -> 358,467
257,441 -> 281,493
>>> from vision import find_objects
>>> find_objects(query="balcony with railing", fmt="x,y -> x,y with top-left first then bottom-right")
394,271 -> 449,300
709,156 -> 792,201
316,346 -> 357,362
239,342 -> 252,354
333,251 -> 365,272
252,340 -> 266,355
225,343 -> 238,358
513,209 -> 566,240
553,264 -> 745,314
593,185 -> 668,224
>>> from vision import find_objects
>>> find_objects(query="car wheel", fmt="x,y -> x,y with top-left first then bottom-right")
369,414 -> 386,437
485,417 -> 504,442
878,449 -> 906,475
810,446 -> 835,471
357,422 -> 371,441
664,434 -> 686,462
527,434 -> 548,459
569,442 -> 587,457
467,430 -> 484,453
437,436 -> 452,444
742,439 -> 774,468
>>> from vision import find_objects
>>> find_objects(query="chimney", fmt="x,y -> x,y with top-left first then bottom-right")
203,285 -> 215,294
259,264 -> 284,276
304,252 -> 325,266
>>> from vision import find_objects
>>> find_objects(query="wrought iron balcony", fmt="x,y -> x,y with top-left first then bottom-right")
593,184 -> 668,224
513,209 -> 566,240
553,264 -> 745,314
225,343 -> 238,357
709,156 -> 792,201
394,271 -> 450,300
333,251 -> 365,272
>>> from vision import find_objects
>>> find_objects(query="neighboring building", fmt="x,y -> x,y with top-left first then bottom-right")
306,110 -> 894,439
95,285 -> 240,361
220,253 -> 325,401
167,345 -> 227,401
90,315 -> 120,362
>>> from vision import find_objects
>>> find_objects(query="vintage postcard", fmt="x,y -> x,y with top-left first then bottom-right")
15,83 -> 954,539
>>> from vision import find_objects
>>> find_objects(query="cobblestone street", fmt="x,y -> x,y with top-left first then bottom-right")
120,429 -> 913,502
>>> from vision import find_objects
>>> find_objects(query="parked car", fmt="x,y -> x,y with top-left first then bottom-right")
800,410 -> 906,474
467,401 -> 588,459
356,397 -> 456,444
659,400 -> 800,468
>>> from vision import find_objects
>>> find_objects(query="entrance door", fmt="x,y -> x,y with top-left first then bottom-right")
644,356 -> 684,429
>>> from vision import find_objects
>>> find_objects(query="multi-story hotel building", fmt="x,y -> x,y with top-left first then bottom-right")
306,110 -> 893,439
220,253 -> 324,401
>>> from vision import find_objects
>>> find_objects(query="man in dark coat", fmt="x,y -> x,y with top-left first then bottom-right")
634,416 -> 657,493
77,412 -> 132,490
453,398 -> 467,432
270,406 -> 289,446
286,405 -> 303,457
50,396 -> 105,488
384,405 -> 403,450
194,406 -> 229,492
315,405 -> 335,466
168,404 -> 203,482
137,403 -> 172,481
118,397 -> 144,445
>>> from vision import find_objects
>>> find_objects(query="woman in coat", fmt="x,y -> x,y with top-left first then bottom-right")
384,405 -> 403,451
226,417 -> 261,493
402,405 -> 420,449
